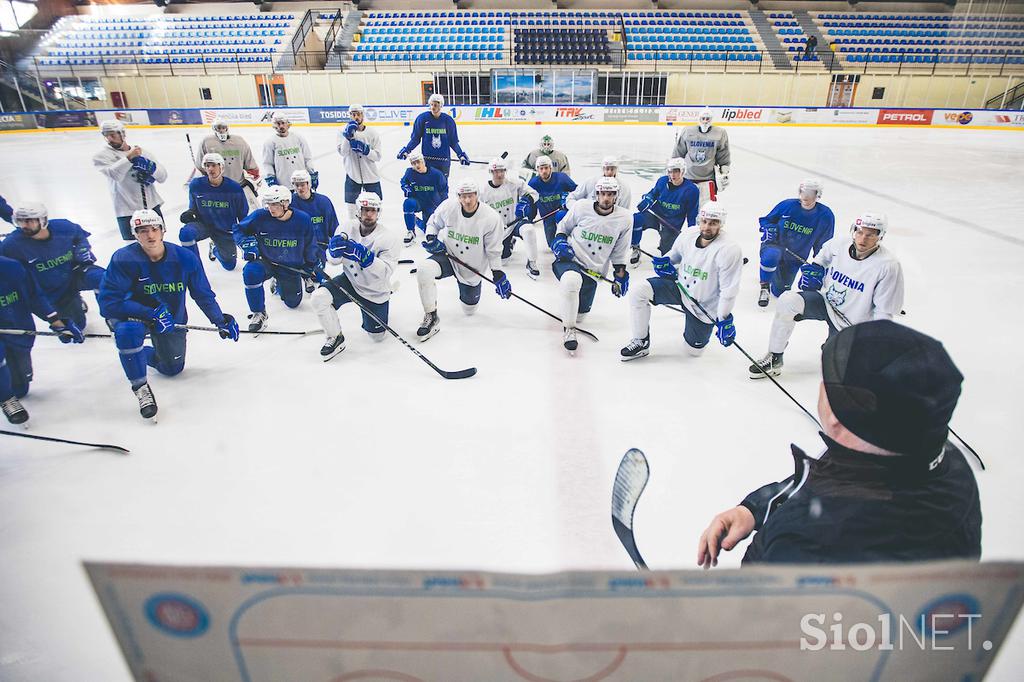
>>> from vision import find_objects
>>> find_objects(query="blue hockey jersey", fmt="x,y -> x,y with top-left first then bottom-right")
1,219 -> 94,304
234,208 -> 319,269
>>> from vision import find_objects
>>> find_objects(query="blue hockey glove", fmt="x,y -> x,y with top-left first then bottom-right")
799,262 -> 826,291
636,193 -> 656,213
150,304 -> 175,334
715,314 -> 736,347
349,139 -> 370,156
343,120 -> 358,140
131,156 -> 157,175
217,313 -> 239,342
492,270 -> 512,300
759,223 -> 779,243
422,234 -> 446,254
73,243 -> 96,265
51,319 -> 84,344
515,196 -> 536,221
458,152 -> 471,167
328,234 -> 347,260
397,148 -> 409,161
341,241 -> 375,269
131,169 -> 156,186
612,267 -> 630,298
265,175 -> 278,187
239,235 -> 260,262
551,234 -> 575,262
309,171 -> 319,191
651,255 -> 678,280
401,182 -> 413,199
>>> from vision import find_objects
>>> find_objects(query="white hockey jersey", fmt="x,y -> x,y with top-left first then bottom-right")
195,134 -> 258,184
336,125 -> 382,186
477,178 -> 538,240
555,201 -> 632,275
425,198 -> 504,286
566,175 -> 633,210
327,219 -> 400,304
261,131 -> 315,183
811,236 -> 904,329
667,226 -> 744,323
92,146 -> 167,217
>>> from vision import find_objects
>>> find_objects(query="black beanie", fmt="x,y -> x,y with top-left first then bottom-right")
821,320 -> 963,459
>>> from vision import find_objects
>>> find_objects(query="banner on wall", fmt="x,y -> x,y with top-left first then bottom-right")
148,109 -> 203,126
95,109 -> 151,127
199,108 -> 310,125
34,111 -> 97,128
0,113 -> 37,131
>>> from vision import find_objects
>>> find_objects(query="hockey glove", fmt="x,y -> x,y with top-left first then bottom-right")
397,148 -> 410,161
515,196 -> 536,221
131,169 -> 156,186
150,304 -> 175,335
715,314 -> 736,347
422,234 -> 446,255
51,319 -> 84,344
636,193 -> 656,213
310,171 -> 320,191
217,313 -> 240,342
342,241 -> 375,269
239,235 -> 260,262
651,256 -> 678,280
131,156 -> 157,175
265,175 -> 278,187
612,266 -> 630,298
401,182 -> 414,199
349,139 -> 370,156
458,152 -> 471,167
72,243 -> 97,265
492,270 -> 512,300
343,120 -> 358,140
327,234 -> 347,260
179,209 -> 199,225
759,223 -> 778,244
551,235 -> 575,262
718,165 -> 731,191
799,262 -> 826,291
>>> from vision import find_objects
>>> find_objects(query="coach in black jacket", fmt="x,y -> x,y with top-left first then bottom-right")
697,320 -> 982,567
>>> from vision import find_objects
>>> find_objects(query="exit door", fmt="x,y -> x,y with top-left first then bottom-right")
255,75 -> 287,107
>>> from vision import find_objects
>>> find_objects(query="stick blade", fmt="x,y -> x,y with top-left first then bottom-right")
442,367 -> 477,380
611,448 -> 650,570
577,327 -> 599,343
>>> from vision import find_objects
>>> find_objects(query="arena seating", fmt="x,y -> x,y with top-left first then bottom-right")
766,12 -> 820,63
811,12 -> 1024,65
515,28 -> 610,65
30,13 -> 296,69
620,11 -> 762,63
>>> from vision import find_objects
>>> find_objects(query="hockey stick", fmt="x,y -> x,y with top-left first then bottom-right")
183,133 -> 199,187
174,323 -> 319,337
422,149 -> 507,167
611,448 -> 650,570
1,429 -> 129,454
572,259 -> 632,301
0,328 -> 112,339
672,279 -> 821,428
310,265 -> 476,380
527,205 -> 564,226
444,252 -> 598,343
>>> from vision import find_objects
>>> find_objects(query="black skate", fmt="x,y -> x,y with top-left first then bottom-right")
247,310 -> 268,333
629,246 -> 641,268
563,327 -> 579,355
525,260 -> 540,280
132,382 -> 158,420
208,242 -> 217,261
403,230 -> 416,246
320,333 -> 346,361
1,396 -> 28,425
620,335 -> 651,362
758,287 -> 770,308
416,311 -> 439,342
749,352 -> 783,379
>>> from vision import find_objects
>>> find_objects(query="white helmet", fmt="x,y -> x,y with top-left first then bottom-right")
488,157 -> 507,173
698,107 -> 713,133
798,178 -> 824,199
666,157 -> 686,172
271,111 -> 289,123
261,185 -> 292,207
348,103 -> 364,114
356,191 -> 382,212
535,155 -> 553,169
130,208 -> 163,231
851,212 -> 887,240
427,93 -> 445,106
13,202 -> 48,230
601,156 -> 618,169
594,176 -> 620,195
201,152 -> 225,167
291,169 -> 311,188
456,178 -> 479,196
699,201 -> 727,225
211,118 -> 229,141
100,119 -> 125,136
540,134 -> 554,152
407,150 -> 425,165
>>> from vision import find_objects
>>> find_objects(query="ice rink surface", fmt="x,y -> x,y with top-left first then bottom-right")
0,121 -> 1022,680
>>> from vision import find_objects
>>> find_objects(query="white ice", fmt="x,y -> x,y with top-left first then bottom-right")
0,121 -> 1021,680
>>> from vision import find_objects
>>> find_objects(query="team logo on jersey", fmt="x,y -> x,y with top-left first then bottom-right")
693,150 -> 707,163
825,284 -> 847,308
431,135 -> 442,149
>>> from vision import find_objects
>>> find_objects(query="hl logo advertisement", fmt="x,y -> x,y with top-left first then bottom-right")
800,595 -> 993,652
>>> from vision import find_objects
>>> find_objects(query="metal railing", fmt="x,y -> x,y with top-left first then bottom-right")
289,10 -> 315,61
323,9 -> 345,63
986,79 -> 1024,108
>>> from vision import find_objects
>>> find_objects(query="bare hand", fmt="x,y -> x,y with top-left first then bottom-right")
127,145 -> 143,159
696,505 -> 755,570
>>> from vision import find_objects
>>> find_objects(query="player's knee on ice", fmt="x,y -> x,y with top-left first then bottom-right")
368,331 -> 386,343
760,243 -> 782,271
